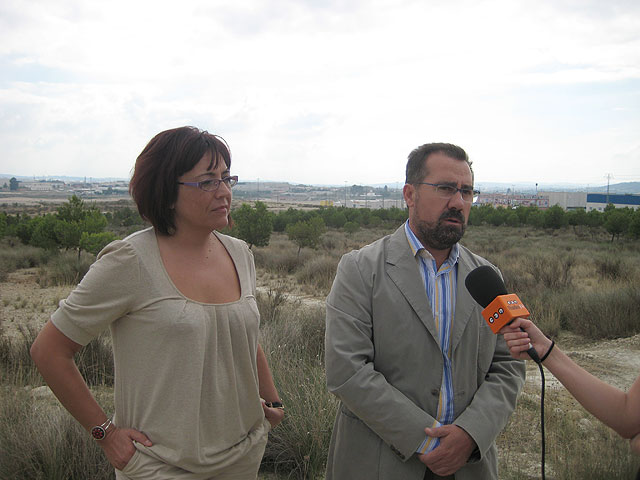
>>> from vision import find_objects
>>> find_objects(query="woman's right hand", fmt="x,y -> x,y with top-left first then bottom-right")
99,426 -> 152,470
499,317 -> 553,362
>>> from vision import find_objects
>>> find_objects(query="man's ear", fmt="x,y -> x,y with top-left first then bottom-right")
403,183 -> 415,208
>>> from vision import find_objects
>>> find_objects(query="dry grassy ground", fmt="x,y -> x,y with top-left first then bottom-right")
3,261 -> 638,479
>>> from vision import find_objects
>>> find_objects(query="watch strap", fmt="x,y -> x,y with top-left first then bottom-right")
91,418 -> 113,441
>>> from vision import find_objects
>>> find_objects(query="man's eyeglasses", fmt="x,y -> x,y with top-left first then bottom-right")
416,182 -> 480,202
178,176 -> 239,192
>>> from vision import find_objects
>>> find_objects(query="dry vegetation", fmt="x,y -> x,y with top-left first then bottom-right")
1,222 -> 640,479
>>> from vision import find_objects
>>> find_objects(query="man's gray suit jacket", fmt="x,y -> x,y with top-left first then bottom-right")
325,225 -> 526,480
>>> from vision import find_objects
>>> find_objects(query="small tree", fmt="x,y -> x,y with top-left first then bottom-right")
0,213 -> 7,238
629,210 -> 640,239
55,195 -> 110,257
543,205 -> 567,229
604,209 -> 629,242
9,177 -> 19,191
232,201 -> 273,249
30,215 -> 59,250
286,217 -> 326,258
343,221 -> 360,234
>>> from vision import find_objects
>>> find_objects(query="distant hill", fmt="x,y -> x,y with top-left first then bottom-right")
588,182 -> 640,194
474,181 -> 640,195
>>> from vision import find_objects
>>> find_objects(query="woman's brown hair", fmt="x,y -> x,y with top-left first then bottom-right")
129,126 -> 231,235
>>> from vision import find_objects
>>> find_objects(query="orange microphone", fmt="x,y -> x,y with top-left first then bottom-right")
481,293 -> 530,334
465,265 -> 541,363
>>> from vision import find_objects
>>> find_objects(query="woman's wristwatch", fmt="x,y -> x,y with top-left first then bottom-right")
264,401 -> 285,410
91,418 -> 114,441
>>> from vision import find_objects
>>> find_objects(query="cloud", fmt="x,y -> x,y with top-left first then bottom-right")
1,0 -> 639,185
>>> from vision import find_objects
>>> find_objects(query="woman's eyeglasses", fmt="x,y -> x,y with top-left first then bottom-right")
178,176 -> 239,192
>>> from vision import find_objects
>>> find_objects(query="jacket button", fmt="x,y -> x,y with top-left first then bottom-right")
431,388 -> 440,396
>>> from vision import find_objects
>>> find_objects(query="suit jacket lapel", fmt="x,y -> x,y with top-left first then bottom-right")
450,248 -> 478,352
385,226 -> 439,344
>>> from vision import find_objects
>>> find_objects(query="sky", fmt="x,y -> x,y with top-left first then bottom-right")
1,0 -> 639,187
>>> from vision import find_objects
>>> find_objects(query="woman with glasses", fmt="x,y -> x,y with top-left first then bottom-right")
30,126 -> 284,479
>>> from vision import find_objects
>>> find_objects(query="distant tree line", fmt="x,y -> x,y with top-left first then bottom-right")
3,199 -> 638,263
226,202 -> 410,251
469,204 -> 640,241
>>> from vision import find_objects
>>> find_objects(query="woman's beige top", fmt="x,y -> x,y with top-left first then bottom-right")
52,227 -> 268,474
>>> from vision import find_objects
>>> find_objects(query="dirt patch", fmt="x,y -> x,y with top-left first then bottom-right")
0,268 -> 72,338
522,331 -> 640,392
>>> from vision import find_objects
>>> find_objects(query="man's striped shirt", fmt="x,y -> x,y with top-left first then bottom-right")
404,221 -> 459,454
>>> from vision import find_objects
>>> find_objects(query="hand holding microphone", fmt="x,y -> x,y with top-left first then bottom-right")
464,265 -> 541,363
499,318 -> 555,363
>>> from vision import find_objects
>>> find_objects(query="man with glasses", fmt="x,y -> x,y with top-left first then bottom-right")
325,143 -> 525,480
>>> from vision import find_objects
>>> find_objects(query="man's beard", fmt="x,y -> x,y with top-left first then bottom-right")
414,208 -> 466,251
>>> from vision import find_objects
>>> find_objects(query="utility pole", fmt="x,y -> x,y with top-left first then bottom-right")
344,181 -> 348,208
605,173 -> 613,205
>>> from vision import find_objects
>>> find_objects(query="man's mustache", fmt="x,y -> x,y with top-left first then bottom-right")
439,209 -> 465,223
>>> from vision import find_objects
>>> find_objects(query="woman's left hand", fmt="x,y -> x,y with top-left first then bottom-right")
631,433 -> 640,455
261,400 -> 285,429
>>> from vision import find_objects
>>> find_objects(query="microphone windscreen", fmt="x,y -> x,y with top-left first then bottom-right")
465,265 -> 508,308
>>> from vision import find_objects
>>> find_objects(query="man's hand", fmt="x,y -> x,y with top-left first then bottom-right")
418,425 -> 476,476
99,426 -> 152,470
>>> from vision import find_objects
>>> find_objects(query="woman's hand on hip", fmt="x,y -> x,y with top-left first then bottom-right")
99,426 -> 152,470
631,433 -> 640,456
261,401 -> 285,429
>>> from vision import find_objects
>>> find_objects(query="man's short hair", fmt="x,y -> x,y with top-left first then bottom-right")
405,143 -> 473,184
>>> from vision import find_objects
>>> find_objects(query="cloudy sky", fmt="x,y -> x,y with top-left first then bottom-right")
1,0 -> 639,187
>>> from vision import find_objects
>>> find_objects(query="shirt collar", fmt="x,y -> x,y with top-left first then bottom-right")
404,220 -> 460,267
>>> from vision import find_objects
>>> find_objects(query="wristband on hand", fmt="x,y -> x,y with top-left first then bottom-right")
540,340 -> 555,363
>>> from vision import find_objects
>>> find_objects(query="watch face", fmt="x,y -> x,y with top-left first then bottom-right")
91,426 -> 106,440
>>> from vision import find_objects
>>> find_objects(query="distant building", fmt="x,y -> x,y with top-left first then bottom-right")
586,193 -> 640,212
21,180 -> 66,191
542,191 -> 587,210
475,193 -> 548,209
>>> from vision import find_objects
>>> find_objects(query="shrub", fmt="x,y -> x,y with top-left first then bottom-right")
75,332 -> 114,387
559,286 -> 640,339
0,389 -> 113,480
295,255 -> 339,295
37,251 -> 95,287
343,221 -> 360,234
0,240 -> 51,281
260,302 -> 336,479
524,254 -> 575,290
0,322 -> 41,385
594,257 -> 626,281
256,284 -> 290,324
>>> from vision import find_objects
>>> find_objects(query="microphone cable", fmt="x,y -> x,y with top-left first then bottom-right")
536,360 -> 546,480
